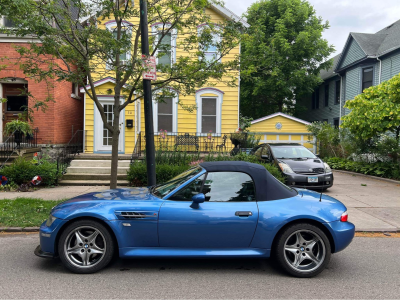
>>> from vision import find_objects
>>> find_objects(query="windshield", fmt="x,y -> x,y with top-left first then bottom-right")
270,146 -> 317,159
152,166 -> 203,198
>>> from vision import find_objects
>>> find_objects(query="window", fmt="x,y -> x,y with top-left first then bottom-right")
201,98 -> 217,133
112,30 -> 128,62
153,93 -> 178,133
157,32 -> 172,66
312,88 -> 319,109
104,20 -> 133,69
157,98 -> 173,132
254,145 -> 270,160
195,88 -> 223,134
3,17 -> 17,28
335,80 -> 340,105
6,96 -> 27,111
71,83 -> 80,99
202,172 -> 255,202
324,85 -> 329,107
169,174 -> 205,201
333,118 -> 339,128
362,67 -> 373,91
198,25 -> 221,64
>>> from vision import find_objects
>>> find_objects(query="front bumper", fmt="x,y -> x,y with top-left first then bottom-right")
36,218 -> 67,257
285,172 -> 334,189
34,245 -> 57,259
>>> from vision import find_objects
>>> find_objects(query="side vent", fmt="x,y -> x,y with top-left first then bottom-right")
120,212 -> 146,219
115,211 -> 158,220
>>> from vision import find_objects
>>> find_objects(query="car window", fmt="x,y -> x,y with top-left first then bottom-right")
254,145 -> 269,158
169,174 -> 205,201
270,146 -> 316,159
203,172 -> 255,202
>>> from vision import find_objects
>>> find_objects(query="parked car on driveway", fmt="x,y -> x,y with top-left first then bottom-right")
35,161 -> 353,277
250,143 -> 334,190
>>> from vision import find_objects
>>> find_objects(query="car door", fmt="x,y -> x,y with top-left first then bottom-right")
158,171 -> 259,248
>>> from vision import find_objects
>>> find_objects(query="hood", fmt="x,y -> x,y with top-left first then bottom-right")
278,158 -> 325,173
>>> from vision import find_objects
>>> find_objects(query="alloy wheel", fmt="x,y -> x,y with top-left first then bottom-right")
283,229 -> 326,273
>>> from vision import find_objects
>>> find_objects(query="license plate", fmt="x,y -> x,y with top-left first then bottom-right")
308,176 -> 318,183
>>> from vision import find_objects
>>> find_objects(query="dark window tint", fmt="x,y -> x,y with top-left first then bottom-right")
202,172 -> 255,202
202,98 -> 216,133
315,88 -> 319,109
362,67 -> 373,91
158,98 -> 173,132
324,85 -> 329,107
335,80 -> 340,104
4,17 -> 17,27
254,145 -> 270,159
7,96 -> 27,111
333,118 -> 339,128
169,174 -> 205,201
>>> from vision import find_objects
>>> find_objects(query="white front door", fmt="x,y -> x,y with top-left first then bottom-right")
94,99 -> 124,152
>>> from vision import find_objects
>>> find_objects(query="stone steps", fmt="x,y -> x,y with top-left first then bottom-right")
58,180 -> 130,186
69,160 -> 131,167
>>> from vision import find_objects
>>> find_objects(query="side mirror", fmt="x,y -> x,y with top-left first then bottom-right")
261,155 -> 270,161
190,193 -> 205,209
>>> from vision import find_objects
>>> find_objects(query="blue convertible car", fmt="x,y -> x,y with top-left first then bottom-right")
35,161 -> 354,277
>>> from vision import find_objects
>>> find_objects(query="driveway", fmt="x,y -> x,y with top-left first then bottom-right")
0,233 -> 399,299
325,171 -> 400,231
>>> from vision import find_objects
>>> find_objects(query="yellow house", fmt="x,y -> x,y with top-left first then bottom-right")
79,3 -> 248,154
248,112 -> 316,153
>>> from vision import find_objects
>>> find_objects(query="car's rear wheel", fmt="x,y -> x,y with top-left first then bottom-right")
273,223 -> 331,278
58,220 -> 115,274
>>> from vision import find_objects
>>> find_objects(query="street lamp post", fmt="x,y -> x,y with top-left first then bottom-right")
139,0 -> 156,186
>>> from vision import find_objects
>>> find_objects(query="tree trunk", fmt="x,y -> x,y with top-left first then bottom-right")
110,109 -> 120,189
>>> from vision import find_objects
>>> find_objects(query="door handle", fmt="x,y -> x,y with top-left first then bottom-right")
235,211 -> 253,217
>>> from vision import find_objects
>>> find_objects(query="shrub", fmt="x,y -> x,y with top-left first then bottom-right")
1,156 -> 62,186
325,157 -> 400,180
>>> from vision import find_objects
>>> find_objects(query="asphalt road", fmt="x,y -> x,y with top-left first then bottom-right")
0,234 -> 399,299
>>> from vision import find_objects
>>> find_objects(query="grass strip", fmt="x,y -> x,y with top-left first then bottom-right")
0,198 -> 64,227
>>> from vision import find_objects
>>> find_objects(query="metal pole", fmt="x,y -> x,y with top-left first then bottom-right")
140,0 -> 156,186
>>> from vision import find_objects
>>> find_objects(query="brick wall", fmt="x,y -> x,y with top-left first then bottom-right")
0,42 -> 83,144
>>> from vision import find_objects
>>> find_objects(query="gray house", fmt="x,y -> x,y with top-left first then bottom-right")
299,19 -> 400,126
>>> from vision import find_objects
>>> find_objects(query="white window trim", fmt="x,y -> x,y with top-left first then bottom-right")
152,93 -> 178,134
71,83 -> 81,99
151,23 -> 177,67
105,20 -> 132,69
197,24 -> 222,63
196,88 -> 223,135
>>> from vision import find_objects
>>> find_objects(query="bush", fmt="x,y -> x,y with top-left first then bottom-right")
128,152 -> 285,186
326,157 -> 400,180
1,156 -> 62,186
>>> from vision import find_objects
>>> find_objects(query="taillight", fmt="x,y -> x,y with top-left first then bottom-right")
340,211 -> 348,222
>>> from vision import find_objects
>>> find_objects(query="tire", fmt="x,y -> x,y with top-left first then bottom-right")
58,220 -> 115,274
273,223 -> 331,278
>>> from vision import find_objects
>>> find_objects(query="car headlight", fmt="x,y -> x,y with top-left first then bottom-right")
324,162 -> 332,173
278,162 -> 294,174
46,215 -> 57,227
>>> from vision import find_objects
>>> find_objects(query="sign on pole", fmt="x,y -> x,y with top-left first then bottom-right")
142,55 -> 157,80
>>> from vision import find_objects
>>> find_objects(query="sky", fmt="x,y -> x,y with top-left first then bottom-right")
224,0 -> 400,58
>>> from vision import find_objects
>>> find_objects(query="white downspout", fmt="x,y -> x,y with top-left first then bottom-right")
376,57 -> 382,84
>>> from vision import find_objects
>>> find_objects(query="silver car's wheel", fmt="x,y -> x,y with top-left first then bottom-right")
273,223 -> 331,278
283,230 -> 325,273
58,220 -> 115,274
64,226 -> 106,268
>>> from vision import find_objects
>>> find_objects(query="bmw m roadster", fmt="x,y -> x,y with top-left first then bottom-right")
35,161 -> 354,277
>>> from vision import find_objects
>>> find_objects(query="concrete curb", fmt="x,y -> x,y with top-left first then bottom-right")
0,227 -> 399,233
333,169 -> 400,185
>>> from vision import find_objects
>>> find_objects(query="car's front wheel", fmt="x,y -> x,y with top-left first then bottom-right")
58,220 -> 115,274
273,223 -> 331,278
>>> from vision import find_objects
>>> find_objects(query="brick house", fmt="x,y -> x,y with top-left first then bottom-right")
299,19 -> 400,126
0,16 -> 84,145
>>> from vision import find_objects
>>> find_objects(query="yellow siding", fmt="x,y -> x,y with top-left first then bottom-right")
84,5 -> 240,153
249,116 -> 309,133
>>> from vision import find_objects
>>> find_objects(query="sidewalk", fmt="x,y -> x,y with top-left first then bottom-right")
0,171 -> 399,232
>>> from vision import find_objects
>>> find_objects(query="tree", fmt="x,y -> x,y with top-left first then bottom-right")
240,0 -> 334,119
341,73 -> 400,143
0,0 -> 242,188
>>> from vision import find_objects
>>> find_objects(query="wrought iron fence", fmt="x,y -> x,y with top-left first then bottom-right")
56,130 -> 86,181
0,128 -> 39,169
130,131 -> 261,160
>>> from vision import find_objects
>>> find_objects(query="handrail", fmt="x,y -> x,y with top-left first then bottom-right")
130,131 -> 142,164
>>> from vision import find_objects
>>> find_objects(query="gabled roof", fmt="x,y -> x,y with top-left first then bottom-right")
251,112 -> 311,126
320,54 -> 341,81
210,3 -> 249,28
79,76 -> 128,93
333,18 -> 400,73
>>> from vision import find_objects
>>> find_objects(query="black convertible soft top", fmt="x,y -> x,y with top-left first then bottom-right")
199,161 -> 297,201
